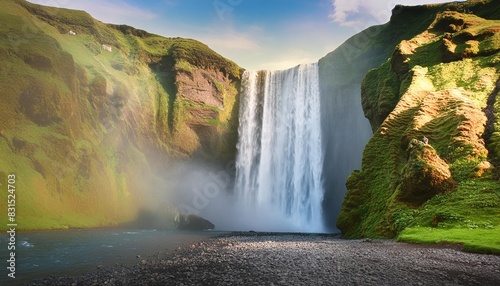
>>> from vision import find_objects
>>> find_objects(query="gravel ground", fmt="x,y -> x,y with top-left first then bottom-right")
29,233 -> 500,286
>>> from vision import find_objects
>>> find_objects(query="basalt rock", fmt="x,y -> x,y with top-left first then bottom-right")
176,214 -> 215,230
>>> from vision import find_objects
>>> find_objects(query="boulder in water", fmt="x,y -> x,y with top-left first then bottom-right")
176,214 -> 215,230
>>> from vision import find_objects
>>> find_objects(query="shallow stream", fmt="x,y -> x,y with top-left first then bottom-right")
0,228 -> 223,285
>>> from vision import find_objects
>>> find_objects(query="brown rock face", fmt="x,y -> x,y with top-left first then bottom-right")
176,69 -> 225,110
399,140 -> 457,206
171,66 -> 240,160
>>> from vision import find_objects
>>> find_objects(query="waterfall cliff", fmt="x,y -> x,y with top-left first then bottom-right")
234,63 -> 325,232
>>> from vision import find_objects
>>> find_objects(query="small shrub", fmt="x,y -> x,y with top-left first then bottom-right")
392,208 -> 419,232
431,211 -> 464,227
174,59 -> 193,73
450,158 -> 480,182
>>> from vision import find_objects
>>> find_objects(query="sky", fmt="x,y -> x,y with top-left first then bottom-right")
28,0 -> 455,71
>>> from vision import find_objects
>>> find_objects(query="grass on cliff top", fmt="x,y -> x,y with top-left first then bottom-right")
396,179 -> 500,254
14,0 -> 241,75
320,0 -> 499,87
427,54 -> 499,103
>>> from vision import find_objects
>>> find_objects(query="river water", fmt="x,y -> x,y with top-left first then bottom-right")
0,228 -> 223,285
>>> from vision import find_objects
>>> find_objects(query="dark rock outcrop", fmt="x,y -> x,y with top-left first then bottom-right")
399,140 -> 457,206
176,214 -> 215,230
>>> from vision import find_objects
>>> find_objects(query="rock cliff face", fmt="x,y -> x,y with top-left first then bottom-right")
0,0 -> 241,230
338,0 -> 500,250
317,0 -> 453,230
399,140 -> 457,206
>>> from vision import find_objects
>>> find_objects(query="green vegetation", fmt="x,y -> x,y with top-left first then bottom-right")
361,61 -> 400,130
0,0 -> 242,230
169,39 -> 242,80
338,0 -> 500,253
399,227 -> 500,254
397,179 -> 500,254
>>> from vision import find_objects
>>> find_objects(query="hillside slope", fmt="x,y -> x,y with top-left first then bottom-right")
0,0 -> 241,230
337,0 -> 500,253
317,0 -> 450,229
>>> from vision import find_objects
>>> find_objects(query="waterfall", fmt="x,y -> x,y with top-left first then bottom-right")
234,63 -> 325,232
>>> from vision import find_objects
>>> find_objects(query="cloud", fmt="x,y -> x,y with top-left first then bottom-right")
261,57 -> 316,71
194,23 -> 262,53
202,33 -> 260,51
329,0 -> 464,29
257,47 -> 319,71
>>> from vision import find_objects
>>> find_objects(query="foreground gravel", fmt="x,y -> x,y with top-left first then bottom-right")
30,233 -> 500,286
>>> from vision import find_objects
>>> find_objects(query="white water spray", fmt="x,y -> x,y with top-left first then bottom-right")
234,63 -> 325,232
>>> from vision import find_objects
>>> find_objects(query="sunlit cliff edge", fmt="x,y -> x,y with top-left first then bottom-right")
337,0 -> 500,253
0,0 -> 241,230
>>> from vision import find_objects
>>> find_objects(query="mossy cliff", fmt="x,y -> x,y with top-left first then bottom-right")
337,0 -> 500,253
0,0 -> 241,230
317,0 -> 450,229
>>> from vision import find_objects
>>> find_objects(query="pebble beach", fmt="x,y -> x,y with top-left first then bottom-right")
29,233 -> 500,286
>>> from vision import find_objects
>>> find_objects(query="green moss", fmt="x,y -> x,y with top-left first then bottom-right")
449,156 -> 482,182
427,55 -> 498,102
0,0 -> 242,230
19,76 -> 63,126
338,2 -> 500,254
398,227 -> 500,254
170,39 -> 241,80
362,61 -> 401,130
90,74 -> 107,96
174,59 -> 193,73
214,81 -> 225,93
17,0 -> 121,48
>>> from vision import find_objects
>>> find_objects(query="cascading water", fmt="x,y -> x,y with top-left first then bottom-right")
234,63 -> 325,232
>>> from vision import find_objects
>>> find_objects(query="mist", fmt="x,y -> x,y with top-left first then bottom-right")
132,154 -> 318,232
